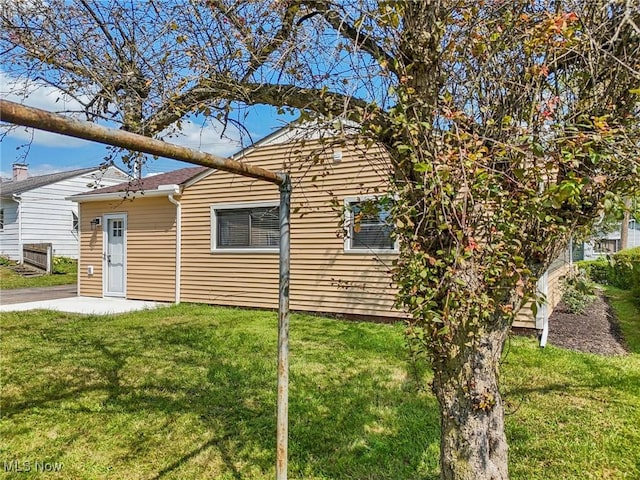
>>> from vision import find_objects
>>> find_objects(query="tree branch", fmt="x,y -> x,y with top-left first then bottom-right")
142,78 -> 386,135
241,1 -> 301,82
78,0 -> 127,66
300,1 -> 398,76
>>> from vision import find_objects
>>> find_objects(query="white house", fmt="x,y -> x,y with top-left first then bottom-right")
0,163 -> 128,261
581,219 -> 640,260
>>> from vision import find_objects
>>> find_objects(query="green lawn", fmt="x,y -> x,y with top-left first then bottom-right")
0,258 -> 77,289
605,285 -> 640,353
1,305 -> 638,479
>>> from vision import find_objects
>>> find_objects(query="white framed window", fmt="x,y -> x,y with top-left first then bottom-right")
594,238 -> 619,254
344,196 -> 397,253
211,202 -> 280,252
72,212 -> 79,232
0,208 -> 4,231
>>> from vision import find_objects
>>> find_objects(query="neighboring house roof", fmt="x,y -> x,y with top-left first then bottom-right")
73,166 -> 209,198
0,167 -> 99,197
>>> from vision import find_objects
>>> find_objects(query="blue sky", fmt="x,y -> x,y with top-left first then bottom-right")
0,72 -> 293,179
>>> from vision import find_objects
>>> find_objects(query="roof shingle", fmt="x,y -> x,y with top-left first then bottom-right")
0,167 -> 99,197
76,166 -> 209,196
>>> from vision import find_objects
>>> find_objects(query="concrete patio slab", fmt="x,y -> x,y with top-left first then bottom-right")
0,296 -> 170,315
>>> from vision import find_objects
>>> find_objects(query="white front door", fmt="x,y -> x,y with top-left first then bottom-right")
104,214 -> 126,297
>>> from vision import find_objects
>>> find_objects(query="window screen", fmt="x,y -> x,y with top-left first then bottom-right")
216,206 -> 279,249
348,201 -> 394,250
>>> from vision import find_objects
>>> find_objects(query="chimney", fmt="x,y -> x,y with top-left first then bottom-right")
12,163 -> 28,182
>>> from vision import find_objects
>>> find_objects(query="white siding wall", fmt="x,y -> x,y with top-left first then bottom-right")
0,199 -> 20,259
2,167 -> 127,260
19,186 -> 79,258
628,220 -> 640,249
583,220 -> 640,260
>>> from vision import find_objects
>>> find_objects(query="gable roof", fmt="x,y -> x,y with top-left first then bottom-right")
229,118 -> 360,161
75,166 -> 209,197
0,167 -> 98,197
186,118 -> 359,188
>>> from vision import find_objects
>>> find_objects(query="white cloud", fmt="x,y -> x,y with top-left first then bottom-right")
32,162 -> 89,176
159,118 -> 242,158
0,72 -> 92,147
1,72 -> 243,156
0,72 -> 86,113
3,124 -> 98,148
0,0 -> 45,16
1,71 -> 250,161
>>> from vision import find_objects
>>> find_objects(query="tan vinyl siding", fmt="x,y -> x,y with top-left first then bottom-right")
181,138 -> 569,326
76,135 -> 565,328
78,196 -> 177,302
512,308 -> 535,329
512,257 -> 572,329
78,202 -> 105,297
545,262 -> 571,315
513,308 -> 540,330
180,140 -> 400,318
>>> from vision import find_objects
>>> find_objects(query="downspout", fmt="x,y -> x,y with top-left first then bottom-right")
167,189 -> 181,304
12,194 -> 22,263
569,236 -> 574,267
538,271 -> 550,347
77,207 -> 81,296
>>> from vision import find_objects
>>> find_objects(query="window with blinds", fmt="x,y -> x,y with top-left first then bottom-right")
346,200 -> 395,251
214,205 -> 280,249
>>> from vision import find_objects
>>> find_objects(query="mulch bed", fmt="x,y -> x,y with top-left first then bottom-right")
547,290 -> 628,356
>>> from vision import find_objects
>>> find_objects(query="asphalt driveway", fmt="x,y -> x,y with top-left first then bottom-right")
0,284 -> 169,315
0,284 -> 77,305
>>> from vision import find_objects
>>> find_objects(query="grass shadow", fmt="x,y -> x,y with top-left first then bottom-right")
1,308 -> 440,479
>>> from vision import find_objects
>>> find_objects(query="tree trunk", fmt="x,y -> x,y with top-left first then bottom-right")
620,198 -> 631,250
432,326 -> 510,480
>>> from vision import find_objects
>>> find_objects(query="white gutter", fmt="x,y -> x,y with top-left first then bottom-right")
12,194 -> 22,263
167,187 -> 182,305
67,187 -> 179,203
77,207 -> 81,295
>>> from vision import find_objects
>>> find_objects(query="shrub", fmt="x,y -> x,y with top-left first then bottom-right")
561,269 -> 597,314
576,259 -> 609,284
610,247 -> 640,297
52,256 -> 77,275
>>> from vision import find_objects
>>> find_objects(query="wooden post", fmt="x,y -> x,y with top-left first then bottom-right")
46,244 -> 52,274
0,99 -> 283,185
277,175 -> 291,480
0,99 -> 293,480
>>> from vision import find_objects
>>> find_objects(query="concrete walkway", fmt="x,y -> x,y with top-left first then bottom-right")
0,294 -> 170,315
